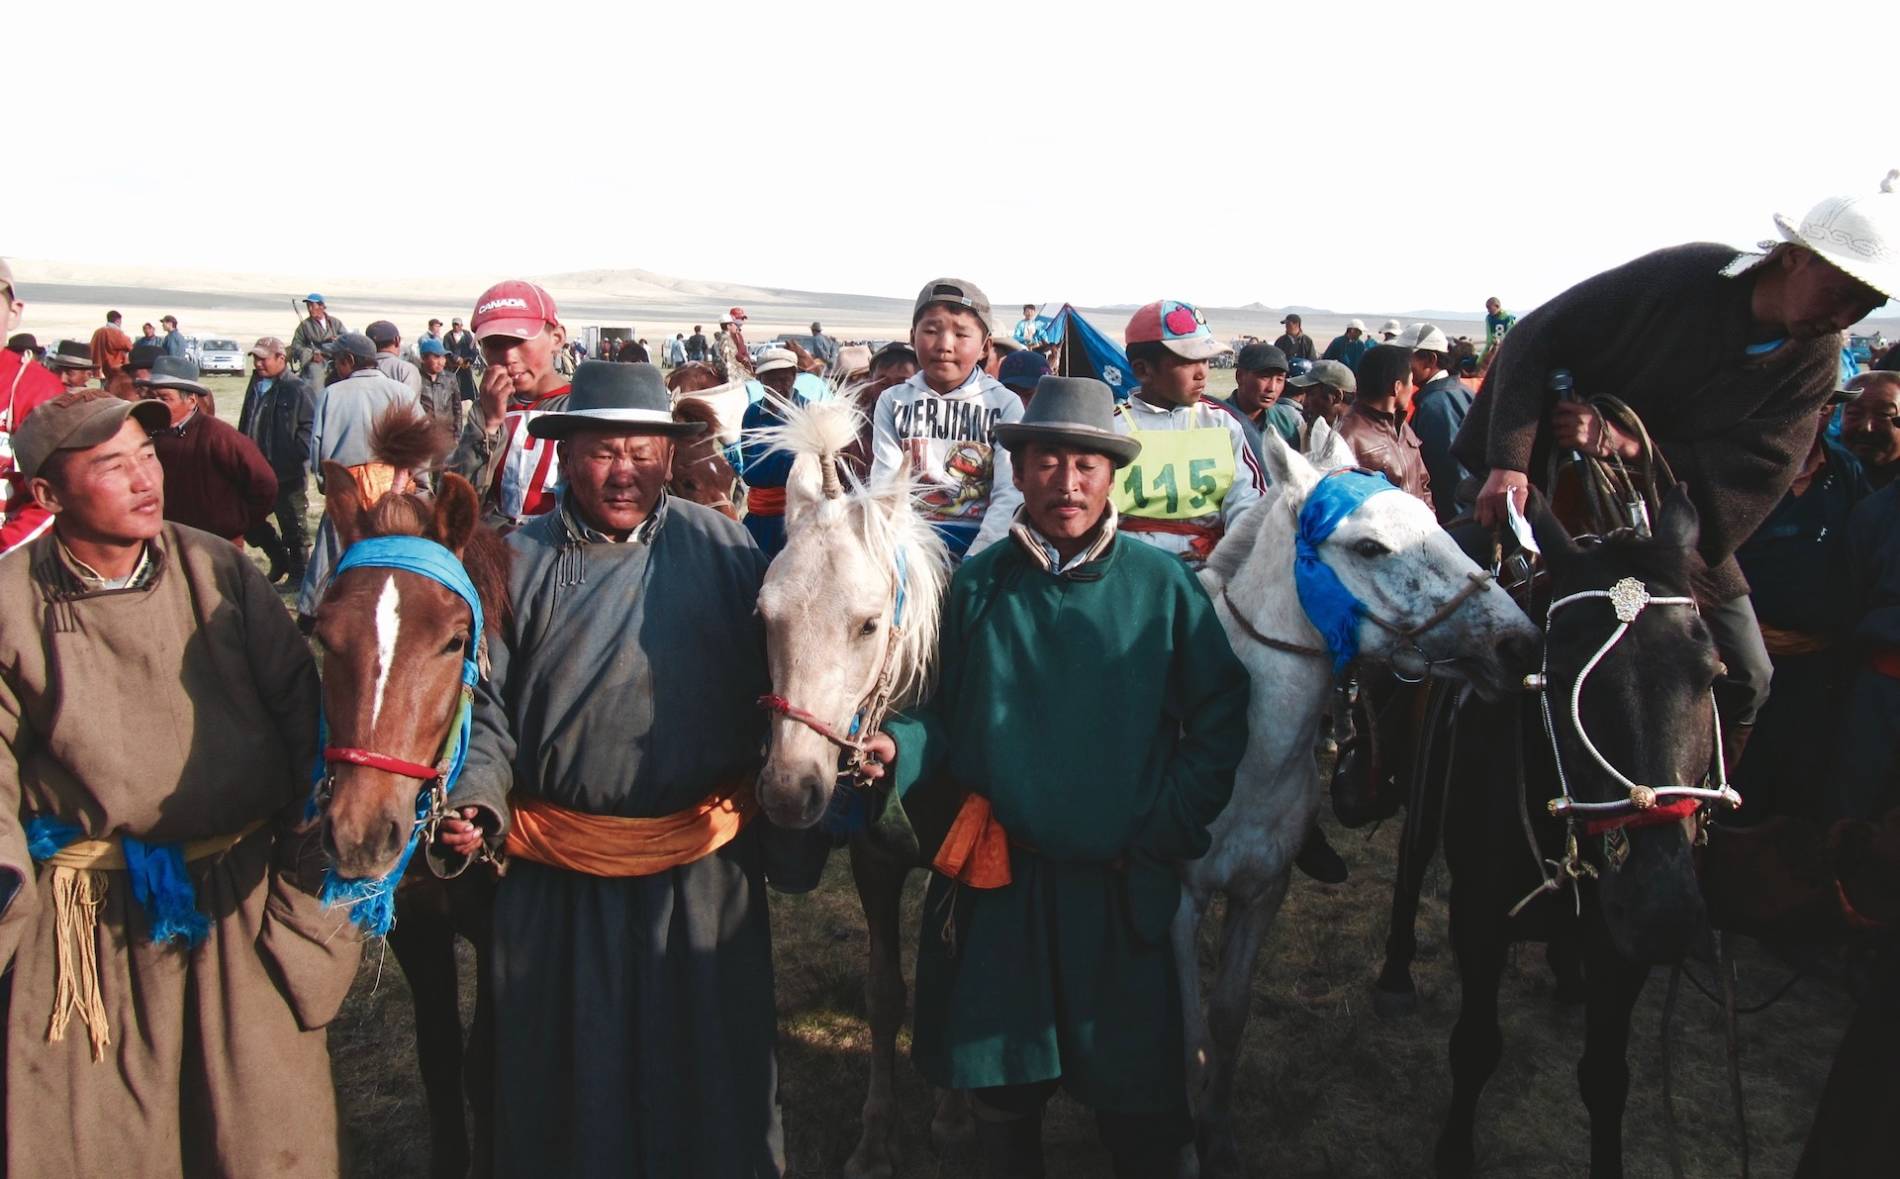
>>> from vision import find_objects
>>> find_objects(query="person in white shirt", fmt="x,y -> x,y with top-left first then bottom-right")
870,278 -> 1024,560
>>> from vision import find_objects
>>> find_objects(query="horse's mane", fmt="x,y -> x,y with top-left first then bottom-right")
363,405 -> 513,633
671,396 -> 722,430
759,396 -> 950,709
369,403 -> 453,471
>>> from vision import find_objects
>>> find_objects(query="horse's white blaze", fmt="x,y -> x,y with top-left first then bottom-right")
370,574 -> 400,728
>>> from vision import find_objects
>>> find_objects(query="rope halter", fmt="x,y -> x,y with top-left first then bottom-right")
1536,575 -> 1741,825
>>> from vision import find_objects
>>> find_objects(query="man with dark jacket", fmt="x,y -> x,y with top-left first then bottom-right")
1402,324 -> 1476,522
139,358 -> 277,543
1462,178 -> 1895,766
236,337 -> 316,581
1273,313 -> 1317,362
1734,394 -> 1871,820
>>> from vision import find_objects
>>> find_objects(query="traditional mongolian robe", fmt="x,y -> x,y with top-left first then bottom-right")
446,493 -> 827,1178
0,524 -> 362,1178
883,517 -> 1249,1112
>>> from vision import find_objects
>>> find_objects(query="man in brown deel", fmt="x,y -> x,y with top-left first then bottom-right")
1337,342 -> 1431,506
0,390 -> 363,1177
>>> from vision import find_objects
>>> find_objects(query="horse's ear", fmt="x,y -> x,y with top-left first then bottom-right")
1526,488 -> 1580,562
323,461 -> 367,549
784,453 -> 825,530
1653,483 -> 1701,553
430,473 -> 481,557
1260,427 -> 1320,504
1304,415 -> 1356,474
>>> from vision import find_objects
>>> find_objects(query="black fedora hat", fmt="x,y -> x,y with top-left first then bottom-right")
993,376 -> 1141,467
527,361 -> 706,440
44,340 -> 96,370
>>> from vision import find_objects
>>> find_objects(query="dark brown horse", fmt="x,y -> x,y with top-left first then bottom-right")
313,406 -> 511,1179
670,397 -> 739,519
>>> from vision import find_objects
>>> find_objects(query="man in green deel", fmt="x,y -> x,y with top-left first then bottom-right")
862,375 -> 1249,1178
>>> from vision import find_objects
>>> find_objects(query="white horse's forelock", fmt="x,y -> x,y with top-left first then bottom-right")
763,395 -> 949,708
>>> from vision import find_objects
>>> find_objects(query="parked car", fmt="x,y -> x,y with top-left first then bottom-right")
197,337 -> 245,375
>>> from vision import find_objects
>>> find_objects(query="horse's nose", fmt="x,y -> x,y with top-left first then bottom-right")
323,812 -> 408,878
1499,631 -> 1541,677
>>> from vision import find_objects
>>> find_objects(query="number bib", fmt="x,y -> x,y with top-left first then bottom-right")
1112,423 -> 1235,521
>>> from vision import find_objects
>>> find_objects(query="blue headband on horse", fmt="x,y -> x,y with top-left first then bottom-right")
1295,468 -> 1401,674
312,535 -> 485,935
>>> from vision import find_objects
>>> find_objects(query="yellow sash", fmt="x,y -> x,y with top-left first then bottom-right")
1111,418 -> 1236,521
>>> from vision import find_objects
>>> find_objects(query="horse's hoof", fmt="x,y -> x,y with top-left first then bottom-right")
930,1097 -> 975,1153
1373,984 -> 1418,1019
1433,1134 -> 1475,1178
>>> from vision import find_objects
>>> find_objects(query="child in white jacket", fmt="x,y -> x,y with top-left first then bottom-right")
871,277 -> 1024,559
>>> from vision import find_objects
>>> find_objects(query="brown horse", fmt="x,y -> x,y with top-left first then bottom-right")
313,407 -> 511,1179
665,361 -> 724,395
670,396 -> 739,519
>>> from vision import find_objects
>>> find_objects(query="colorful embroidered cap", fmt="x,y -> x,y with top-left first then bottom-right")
1125,299 -> 1230,362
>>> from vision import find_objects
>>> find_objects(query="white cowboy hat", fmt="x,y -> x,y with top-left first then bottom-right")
1729,169 -> 1900,301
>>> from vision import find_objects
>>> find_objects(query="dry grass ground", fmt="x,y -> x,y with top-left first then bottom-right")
196,371 -> 1855,1178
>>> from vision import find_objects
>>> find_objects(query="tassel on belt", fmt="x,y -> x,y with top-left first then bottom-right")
37,819 -> 266,1062
502,783 -> 756,877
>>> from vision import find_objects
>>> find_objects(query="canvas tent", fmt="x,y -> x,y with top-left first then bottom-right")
1041,304 -> 1135,402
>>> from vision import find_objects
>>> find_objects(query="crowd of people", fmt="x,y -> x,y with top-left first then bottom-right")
0,168 -> 1896,1177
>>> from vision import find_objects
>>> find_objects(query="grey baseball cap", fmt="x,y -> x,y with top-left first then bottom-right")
911,278 -> 992,333
1288,359 -> 1357,394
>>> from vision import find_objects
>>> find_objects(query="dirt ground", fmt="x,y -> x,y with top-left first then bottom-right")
192,371 -> 1855,1178
325,817 -> 1855,1179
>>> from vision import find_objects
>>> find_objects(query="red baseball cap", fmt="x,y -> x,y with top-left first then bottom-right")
1125,299 -> 1230,361
728,306 -> 748,321
471,280 -> 560,341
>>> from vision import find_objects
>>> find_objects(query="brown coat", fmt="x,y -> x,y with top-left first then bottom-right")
1335,402 -> 1432,506
0,525 -> 362,1178
1452,242 -> 1840,601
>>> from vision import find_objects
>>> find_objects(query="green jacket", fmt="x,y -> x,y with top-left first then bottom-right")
884,524 -> 1248,1109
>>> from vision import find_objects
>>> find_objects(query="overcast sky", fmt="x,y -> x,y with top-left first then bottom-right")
9,0 -> 1896,314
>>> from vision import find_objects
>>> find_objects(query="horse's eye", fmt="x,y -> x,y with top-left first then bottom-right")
1353,539 -> 1390,558
858,618 -> 879,637
443,634 -> 467,655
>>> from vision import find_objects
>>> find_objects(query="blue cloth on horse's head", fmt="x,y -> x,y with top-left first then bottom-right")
1294,468 -> 1401,674
333,536 -> 484,681
316,535 -> 485,936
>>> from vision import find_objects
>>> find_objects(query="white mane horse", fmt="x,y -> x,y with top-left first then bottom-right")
1178,422 -> 1539,1177
750,399 -> 966,1178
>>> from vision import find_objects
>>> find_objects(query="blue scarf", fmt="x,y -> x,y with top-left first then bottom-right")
1294,468 -> 1400,674
310,535 -> 483,935
25,818 -> 210,947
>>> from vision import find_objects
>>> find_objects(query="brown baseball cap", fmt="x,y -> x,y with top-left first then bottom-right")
251,336 -> 286,358
912,278 -> 991,333
11,389 -> 169,480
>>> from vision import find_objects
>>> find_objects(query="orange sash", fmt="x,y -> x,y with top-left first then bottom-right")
932,793 -> 1014,889
745,485 -> 787,517
503,785 -> 756,877
1873,648 -> 1900,681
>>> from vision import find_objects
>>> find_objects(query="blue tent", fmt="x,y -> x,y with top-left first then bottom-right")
1045,304 -> 1134,402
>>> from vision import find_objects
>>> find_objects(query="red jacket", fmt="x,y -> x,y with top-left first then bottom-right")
0,349 -> 67,557
152,410 -> 279,540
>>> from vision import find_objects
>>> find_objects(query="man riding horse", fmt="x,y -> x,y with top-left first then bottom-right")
431,360 -> 830,1176
1461,174 -> 1897,777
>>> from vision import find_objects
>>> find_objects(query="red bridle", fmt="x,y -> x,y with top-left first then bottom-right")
323,745 -> 443,782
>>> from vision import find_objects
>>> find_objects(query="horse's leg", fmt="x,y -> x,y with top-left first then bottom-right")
1577,925 -> 1648,1179
1170,884 -> 1212,1179
1433,885 -> 1507,1179
387,888 -> 471,1179
1377,684 -> 1454,1016
1200,875 -> 1288,1179
844,837 -> 911,1179
453,873 -> 497,1179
